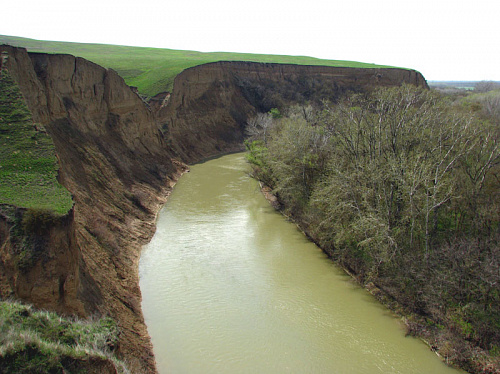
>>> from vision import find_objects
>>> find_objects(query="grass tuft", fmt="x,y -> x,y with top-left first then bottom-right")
0,300 -> 129,373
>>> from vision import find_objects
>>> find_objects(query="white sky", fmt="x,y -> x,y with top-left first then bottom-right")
3,0 -> 500,81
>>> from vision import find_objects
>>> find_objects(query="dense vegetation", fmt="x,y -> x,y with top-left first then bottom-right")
246,85 -> 500,373
0,69 -> 73,215
0,35 -> 404,96
0,300 -> 128,373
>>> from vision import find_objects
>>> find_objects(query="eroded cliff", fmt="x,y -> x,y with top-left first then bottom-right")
0,45 -> 427,373
0,45 -> 184,373
161,61 -> 427,162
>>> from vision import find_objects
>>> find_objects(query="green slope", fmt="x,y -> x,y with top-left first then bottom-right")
0,35 -> 404,96
0,70 -> 73,215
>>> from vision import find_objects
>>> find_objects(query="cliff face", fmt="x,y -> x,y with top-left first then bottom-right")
0,45 -> 183,373
0,45 -> 427,373
161,61 -> 427,162
0,208 -> 80,314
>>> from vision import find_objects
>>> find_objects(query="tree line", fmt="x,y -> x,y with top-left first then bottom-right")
245,84 -> 500,373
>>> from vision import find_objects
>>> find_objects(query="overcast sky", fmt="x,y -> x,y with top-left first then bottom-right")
3,0 -> 499,81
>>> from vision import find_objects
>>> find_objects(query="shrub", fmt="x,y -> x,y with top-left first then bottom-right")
246,85 -> 500,372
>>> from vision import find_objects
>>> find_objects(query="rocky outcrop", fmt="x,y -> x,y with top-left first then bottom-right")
0,45 -> 427,373
148,92 -> 171,112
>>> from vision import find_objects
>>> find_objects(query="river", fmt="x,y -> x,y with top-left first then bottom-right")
139,153 -> 462,374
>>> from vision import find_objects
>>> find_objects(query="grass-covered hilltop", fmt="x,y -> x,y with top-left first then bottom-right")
0,35 -> 404,97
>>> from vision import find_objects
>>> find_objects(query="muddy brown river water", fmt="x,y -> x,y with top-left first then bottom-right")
139,153 -> 462,374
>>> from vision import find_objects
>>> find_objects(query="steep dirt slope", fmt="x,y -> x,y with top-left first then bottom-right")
0,45 -> 185,373
0,45 -> 427,373
161,61 -> 427,162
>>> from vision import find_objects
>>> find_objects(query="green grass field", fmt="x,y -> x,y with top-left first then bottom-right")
0,70 -> 73,215
0,35 -> 404,96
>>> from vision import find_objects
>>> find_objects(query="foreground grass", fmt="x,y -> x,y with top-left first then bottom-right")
0,300 -> 128,373
0,35 -> 405,96
0,70 -> 73,215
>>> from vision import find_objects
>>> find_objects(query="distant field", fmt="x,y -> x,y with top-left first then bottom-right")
428,81 -> 478,90
429,81 -> 500,93
0,35 -> 404,96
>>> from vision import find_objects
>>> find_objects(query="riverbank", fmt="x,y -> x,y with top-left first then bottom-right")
255,178 -> 498,374
140,153 -> 461,374
244,84 -> 499,374
0,44 -> 430,372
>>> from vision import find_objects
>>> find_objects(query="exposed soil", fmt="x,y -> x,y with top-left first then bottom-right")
0,44 -> 427,373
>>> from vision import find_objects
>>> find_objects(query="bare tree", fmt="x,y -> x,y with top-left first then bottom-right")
246,112 -> 273,142
474,81 -> 500,93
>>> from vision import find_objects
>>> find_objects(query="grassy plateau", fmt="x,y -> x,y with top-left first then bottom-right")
0,35 -> 403,97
